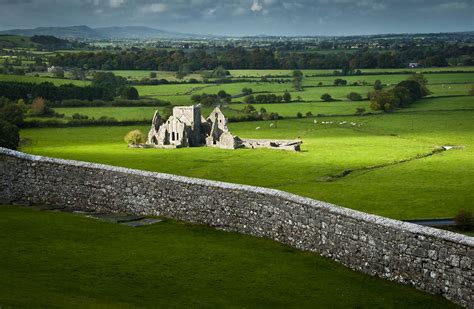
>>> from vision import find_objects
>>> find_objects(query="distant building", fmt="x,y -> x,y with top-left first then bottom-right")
408,62 -> 419,68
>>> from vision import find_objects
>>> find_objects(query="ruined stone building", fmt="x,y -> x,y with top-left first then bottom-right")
147,105 -> 241,149
146,105 -> 302,151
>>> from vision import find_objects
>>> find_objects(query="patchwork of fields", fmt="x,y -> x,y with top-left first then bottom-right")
12,68 -> 474,220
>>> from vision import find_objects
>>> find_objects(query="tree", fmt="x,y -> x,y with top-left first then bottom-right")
391,86 -> 414,107
283,91 -> 292,103
292,70 -> 303,91
355,107 -> 366,116
120,87 -> 139,100
321,93 -> 333,102
242,104 -> 256,114
92,72 -> 126,89
0,119 -> 20,150
0,103 -> 24,126
305,111 -> 313,117
454,210 -> 473,231
150,72 -> 157,78
470,85 -> 474,96
334,78 -> 347,86
397,80 -> 428,100
347,92 -> 363,101
370,91 -> 399,112
31,97 -> 46,115
244,95 -> 255,104
242,88 -> 253,95
49,66 -> 64,78
374,80 -> 383,91
70,68 -> 85,80
296,112 -> 303,118
407,73 -> 431,96
124,130 -> 145,145
217,90 -> 228,98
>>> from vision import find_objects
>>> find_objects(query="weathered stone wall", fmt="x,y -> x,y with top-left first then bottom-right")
0,147 -> 472,307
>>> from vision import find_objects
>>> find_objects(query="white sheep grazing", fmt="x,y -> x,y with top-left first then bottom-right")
314,120 -> 318,124
256,127 -> 261,130
269,123 -> 274,127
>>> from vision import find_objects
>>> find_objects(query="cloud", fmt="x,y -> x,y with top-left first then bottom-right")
109,0 -> 124,8
423,1 -> 470,12
251,0 -> 263,12
139,3 -> 168,13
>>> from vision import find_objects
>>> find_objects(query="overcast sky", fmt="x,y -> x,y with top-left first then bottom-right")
0,0 -> 473,36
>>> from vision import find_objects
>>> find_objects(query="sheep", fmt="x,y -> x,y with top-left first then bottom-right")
256,127 -> 261,130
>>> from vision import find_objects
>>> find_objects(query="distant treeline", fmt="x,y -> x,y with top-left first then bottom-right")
0,81 -> 114,101
49,45 -> 474,70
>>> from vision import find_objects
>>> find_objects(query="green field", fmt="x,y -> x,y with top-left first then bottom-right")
0,73 -> 90,86
54,105 -> 247,121
0,205 -> 457,308
21,96 -> 474,220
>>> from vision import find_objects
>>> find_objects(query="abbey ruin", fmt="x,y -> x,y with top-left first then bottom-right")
146,105 -> 302,151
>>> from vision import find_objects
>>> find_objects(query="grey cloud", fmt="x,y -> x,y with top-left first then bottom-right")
0,0 -> 472,36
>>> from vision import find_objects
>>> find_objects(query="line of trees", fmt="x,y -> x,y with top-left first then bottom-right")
0,72 -> 139,102
48,45 -> 474,71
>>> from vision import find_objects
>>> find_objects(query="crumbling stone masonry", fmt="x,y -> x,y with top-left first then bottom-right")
0,148 -> 472,307
145,105 -> 302,151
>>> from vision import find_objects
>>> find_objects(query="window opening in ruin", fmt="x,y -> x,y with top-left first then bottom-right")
172,132 -> 175,141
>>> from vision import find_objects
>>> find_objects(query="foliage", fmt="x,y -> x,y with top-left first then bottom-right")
254,94 -> 283,104
0,119 -> 20,150
242,87 -> 253,95
0,81 -> 114,101
334,78 -> 347,86
292,70 -> 303,91
454,210 -> 474,231
470,85 -> 474,96
124,129 -> 146,145
48,45 -> 472,71
347,92 -> 363,101
321,93 -> 333,102
0,100 -> 24,126
370,91 -> 398,112
355,107 -> 366,116
191,92 -> 231,106
296,112 -> 303,118
374,80 -> 383,91
119,86 -> 139,100
283,91 -> 292,103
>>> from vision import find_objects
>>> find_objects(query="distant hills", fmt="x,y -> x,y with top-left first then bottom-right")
0,25 -> 215,40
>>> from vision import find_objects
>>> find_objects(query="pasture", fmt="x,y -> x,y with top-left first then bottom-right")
21,96 -> 474,220
0,205 -> 455,307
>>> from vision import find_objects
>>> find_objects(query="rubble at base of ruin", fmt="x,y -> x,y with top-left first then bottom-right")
142,105 -> 302,151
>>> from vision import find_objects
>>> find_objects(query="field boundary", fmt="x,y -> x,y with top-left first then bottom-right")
0,147 -> 472,307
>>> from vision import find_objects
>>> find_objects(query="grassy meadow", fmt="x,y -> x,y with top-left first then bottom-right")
0,205 -> 455,308
21,96 -> 474,220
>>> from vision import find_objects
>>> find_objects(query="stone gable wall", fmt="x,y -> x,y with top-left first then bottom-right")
0,147 -> 472,307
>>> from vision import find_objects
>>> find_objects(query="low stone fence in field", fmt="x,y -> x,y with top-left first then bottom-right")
0,147 -> 472,307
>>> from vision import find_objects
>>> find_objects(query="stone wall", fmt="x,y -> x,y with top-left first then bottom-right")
0,147 -> 472,307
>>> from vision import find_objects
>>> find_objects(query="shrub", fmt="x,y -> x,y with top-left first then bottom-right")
0,103 -> 24,126
469,85 -> 474,96
347,92 -> 363,101
374,80 -> 383,91
321,93 -> 333,102
72,113 -> 89,120
124,130 -> 146,145
150,72 -> 157,78
296,112 -> 303,118
242,87 -> 253,95
31,97 -> 46,115
283,91 -> 291,103
120,86 -> 139,100
454,210 -> 474,231
0,119 -> 20,150
334,78 -> 347,86
306,111 -> 313,117
355,107 -> 366,116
